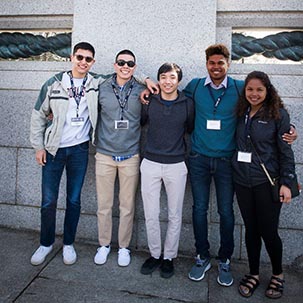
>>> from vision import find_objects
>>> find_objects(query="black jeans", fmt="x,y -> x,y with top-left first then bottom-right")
235,182 -> 283,275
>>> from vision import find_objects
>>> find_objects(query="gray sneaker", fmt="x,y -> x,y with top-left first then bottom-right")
217,259 -> 233,286
188,255 -> 211,281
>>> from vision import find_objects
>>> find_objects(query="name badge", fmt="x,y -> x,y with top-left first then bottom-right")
115,120 -> 129,129
237,151 -> 252,163
207,120 -> 221,130
71,117 -> 84,126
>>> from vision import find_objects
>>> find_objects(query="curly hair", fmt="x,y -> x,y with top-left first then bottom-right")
236,71 -> 284,120
205,44 -> 230,61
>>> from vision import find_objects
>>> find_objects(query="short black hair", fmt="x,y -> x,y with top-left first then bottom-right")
157,63 -> 183,81
73,42 -> 95,57
115,49 -> 136,63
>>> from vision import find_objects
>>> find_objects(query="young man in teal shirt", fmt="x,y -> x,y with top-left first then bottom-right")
184,44 -> 296,287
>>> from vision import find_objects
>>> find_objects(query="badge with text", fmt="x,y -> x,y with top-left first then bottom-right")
206,120 -> 221,130
237,151 -> 252,163
115,120 -> 129,129
71,117 -> 85,126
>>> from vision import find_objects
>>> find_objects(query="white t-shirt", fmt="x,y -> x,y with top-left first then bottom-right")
59,73 -> 91,147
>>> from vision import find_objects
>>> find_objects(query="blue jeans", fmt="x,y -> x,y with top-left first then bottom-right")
40,141 -> 89,246
189,152 -> 234,261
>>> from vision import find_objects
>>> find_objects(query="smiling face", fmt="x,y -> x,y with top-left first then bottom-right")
114,54 -> 136,85
206,54 -> 230,86
70,49 -> 95,78
245,78 -> 267,111
159,70 -> 179,100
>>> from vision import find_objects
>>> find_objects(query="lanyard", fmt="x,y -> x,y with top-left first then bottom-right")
68,71 -> 87,117
112,79 -> 134,120
207,85 -> 226,115
244,108 -> 253,148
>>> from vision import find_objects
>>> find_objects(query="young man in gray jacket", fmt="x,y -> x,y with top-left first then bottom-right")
94,50 -> 146,267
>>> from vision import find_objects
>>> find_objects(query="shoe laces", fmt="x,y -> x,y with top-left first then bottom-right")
37,246 -> 50,254
35,247 -> 45,255
119,248 -> 130,256
219,260 -> 230,272
98,246 -> 109,253
195,255 -> 207,267
64,245 -> 74,253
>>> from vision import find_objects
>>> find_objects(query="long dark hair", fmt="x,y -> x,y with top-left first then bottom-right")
236,71 -> 284,120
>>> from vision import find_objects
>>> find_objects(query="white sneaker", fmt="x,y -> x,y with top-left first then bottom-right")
118,248 -> 131,267
31,245 -> 53,265
94,246 -> 111,265
63,245 -> 77,265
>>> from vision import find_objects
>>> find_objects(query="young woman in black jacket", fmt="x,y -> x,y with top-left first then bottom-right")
232,71 -> 296,299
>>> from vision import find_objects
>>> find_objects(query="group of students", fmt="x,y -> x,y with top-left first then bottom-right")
29,41 -> 297,300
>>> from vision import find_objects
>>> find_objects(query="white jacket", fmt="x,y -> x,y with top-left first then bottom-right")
30,71 -> 109,156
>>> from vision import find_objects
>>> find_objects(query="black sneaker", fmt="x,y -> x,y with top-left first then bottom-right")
160,259 -> 174,279
140,256 -> 162,275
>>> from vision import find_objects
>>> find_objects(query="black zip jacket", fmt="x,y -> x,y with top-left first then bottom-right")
232,107 -> 295,188
141,91 -> 195,164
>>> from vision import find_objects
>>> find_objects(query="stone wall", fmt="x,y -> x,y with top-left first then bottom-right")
0,0 -> 302,265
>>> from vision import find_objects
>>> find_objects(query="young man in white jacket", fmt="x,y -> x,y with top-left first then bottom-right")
30,42 -> 104,266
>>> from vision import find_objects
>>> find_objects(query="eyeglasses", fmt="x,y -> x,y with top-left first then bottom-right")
116,59 -> 136,68
75,54 -> 94,63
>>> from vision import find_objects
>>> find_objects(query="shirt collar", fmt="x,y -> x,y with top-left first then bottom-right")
112,74 -> 134,90
204,74 -> 228,90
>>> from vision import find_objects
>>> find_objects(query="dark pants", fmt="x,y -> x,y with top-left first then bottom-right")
40,141 -> 89,246
235,182 -> 283,275
189,152 -> 235,261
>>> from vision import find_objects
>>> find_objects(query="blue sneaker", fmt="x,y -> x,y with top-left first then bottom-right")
188,255 -> 211,281
217,259 -> 233,286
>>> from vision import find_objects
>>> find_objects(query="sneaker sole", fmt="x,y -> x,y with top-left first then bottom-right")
94,257 -> 108,265
217,276 -> 234,287
63,257 -> 77,265
31,258 -> 46,266
188,263 -> 211,281
160,271 -> 174,279
140,264 -> 161,275
118,261 -> 131,267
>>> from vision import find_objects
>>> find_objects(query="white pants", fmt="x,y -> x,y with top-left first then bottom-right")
140,158 -> 187,259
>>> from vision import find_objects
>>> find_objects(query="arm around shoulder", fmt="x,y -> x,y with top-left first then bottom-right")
186,97 -> 195,134
276,109 -> 296,188
183,78 -> 202,99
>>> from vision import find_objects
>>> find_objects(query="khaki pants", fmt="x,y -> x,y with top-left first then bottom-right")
140,158 -> 187,259
95,153 -> 139,248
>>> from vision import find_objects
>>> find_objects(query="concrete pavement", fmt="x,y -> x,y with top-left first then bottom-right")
1,227 -> 302,303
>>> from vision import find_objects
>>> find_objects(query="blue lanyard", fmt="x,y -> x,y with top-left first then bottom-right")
112,78 -> 134,120
68,71 -> 87,117
207,85 -> 226,115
